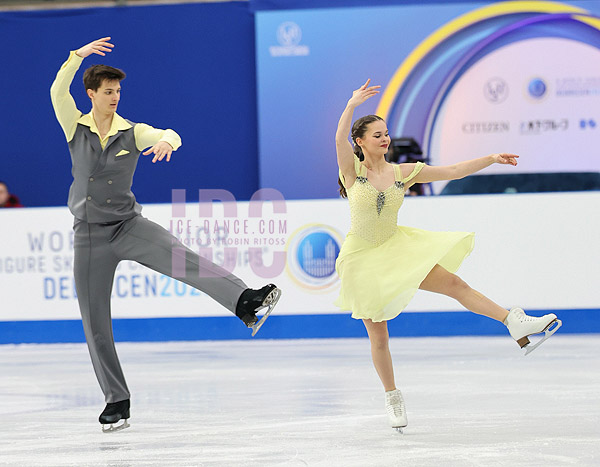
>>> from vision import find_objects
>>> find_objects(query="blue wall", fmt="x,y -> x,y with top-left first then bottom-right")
1,309 -> 596,344
0,2 -> 258,207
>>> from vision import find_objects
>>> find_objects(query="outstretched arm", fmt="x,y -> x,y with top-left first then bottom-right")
336,79 -> 380,186
50,37 -> 114,141
411,153 -> 519,183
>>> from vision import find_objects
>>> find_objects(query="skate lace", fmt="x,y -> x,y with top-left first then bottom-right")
386,392 -> 405,417
513,309 -> 537,323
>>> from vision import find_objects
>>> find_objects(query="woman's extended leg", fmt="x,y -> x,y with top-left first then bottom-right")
419,264 -> 509,322
419,264 -> 561,353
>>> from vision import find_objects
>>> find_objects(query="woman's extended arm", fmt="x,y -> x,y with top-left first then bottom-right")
411,153 -> 519,183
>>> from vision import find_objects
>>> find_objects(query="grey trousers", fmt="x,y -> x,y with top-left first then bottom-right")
73,215 -> 247,403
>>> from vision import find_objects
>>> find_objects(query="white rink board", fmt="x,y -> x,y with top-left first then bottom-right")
0,192 -> 598,321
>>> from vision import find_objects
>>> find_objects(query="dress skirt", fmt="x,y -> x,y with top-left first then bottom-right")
334,226 -> 475,322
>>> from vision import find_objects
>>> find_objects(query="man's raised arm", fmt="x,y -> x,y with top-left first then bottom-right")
50,37 -> 114,141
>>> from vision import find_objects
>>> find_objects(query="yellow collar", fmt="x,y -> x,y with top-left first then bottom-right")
78,111 -> 132,140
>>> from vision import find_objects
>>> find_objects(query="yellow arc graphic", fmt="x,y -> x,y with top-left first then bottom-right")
375,1 -> 588,120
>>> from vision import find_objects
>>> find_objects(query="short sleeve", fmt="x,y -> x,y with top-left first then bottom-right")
401,162 -> 426,187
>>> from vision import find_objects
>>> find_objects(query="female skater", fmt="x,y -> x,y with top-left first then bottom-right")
334,80 -> 561,431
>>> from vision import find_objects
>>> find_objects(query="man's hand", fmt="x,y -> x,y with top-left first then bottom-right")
76,37 -> 114,59
143,141 -> 174,163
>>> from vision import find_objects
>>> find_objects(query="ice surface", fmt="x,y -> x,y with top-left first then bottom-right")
1,336 -> 599,466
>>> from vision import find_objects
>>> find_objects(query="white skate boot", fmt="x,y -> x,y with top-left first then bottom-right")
504,308 -> 562,355
385,389 -> 407,433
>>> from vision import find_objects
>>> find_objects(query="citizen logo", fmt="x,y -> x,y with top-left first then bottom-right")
462,122 -> 509,134
520,119 -> 568,134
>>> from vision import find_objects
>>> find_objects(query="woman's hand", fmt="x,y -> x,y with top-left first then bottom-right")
492,153 -> 519,166
76,37 -> 114,59
347,79 -> 381,108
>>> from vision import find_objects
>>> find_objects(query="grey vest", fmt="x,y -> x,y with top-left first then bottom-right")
68,121 -> 142,223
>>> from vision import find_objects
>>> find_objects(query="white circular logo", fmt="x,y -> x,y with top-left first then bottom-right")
484,77 -> 509,103
277,22 -> 302,47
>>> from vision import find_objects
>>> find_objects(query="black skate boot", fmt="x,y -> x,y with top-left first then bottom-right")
235,284 -> 281,336
99,399 -> 130,433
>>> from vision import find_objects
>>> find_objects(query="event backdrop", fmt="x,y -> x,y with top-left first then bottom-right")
256,0 -> 600,197
2,1 -> 599,344
1,192 -> 599,343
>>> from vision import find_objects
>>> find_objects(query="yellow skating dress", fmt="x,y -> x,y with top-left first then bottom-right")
335,158 -> 475,322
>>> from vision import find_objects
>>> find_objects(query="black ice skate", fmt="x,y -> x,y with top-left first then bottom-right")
99,399 -> 130,433
235,284 -> 281,336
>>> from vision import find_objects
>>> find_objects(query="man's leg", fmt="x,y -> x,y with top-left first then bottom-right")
74,221 -> 129,403
112,216 -> 247,312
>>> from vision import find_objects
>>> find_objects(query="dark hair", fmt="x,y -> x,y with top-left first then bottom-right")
83,65 -> 126,92
338,115 -> 385,198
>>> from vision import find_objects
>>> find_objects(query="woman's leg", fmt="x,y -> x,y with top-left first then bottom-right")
419,264 -> 509,322
363,319 -> 396,391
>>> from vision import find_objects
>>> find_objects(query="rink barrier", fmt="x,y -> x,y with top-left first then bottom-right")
0,308 -> 598,344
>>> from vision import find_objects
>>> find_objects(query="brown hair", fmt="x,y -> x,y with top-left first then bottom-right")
83,65 -> 126,92
338,115 -> 385,198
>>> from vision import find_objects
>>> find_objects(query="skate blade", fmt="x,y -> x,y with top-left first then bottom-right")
102,419 -> 130,433
251,288 -> 281,337
393,427 -> 405,434
524,319 -> 562,356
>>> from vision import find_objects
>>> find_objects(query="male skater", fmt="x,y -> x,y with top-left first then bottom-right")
50,37 -> 280,432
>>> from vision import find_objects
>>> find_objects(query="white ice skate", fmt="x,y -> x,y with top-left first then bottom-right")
250,286 -> 282,337
504,307 -> 562,355
385,389 -> 407,433
102,419 -> 130,433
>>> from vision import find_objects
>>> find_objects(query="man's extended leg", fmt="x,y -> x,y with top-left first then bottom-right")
111,216 -> 280,334
112,215 -> 247,310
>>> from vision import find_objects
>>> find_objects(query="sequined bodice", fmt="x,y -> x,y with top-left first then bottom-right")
347,173 -> 406,247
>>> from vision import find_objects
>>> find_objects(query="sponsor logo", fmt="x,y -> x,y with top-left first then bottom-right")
269,22 -> 310,57
462,121 -> 509,134
527,77 -> 547,99
286,224 -> 343,292
483,77 -> 508,103
556,77 -> 600,97
579,118 -> 597,129
519,119 -> 568,135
